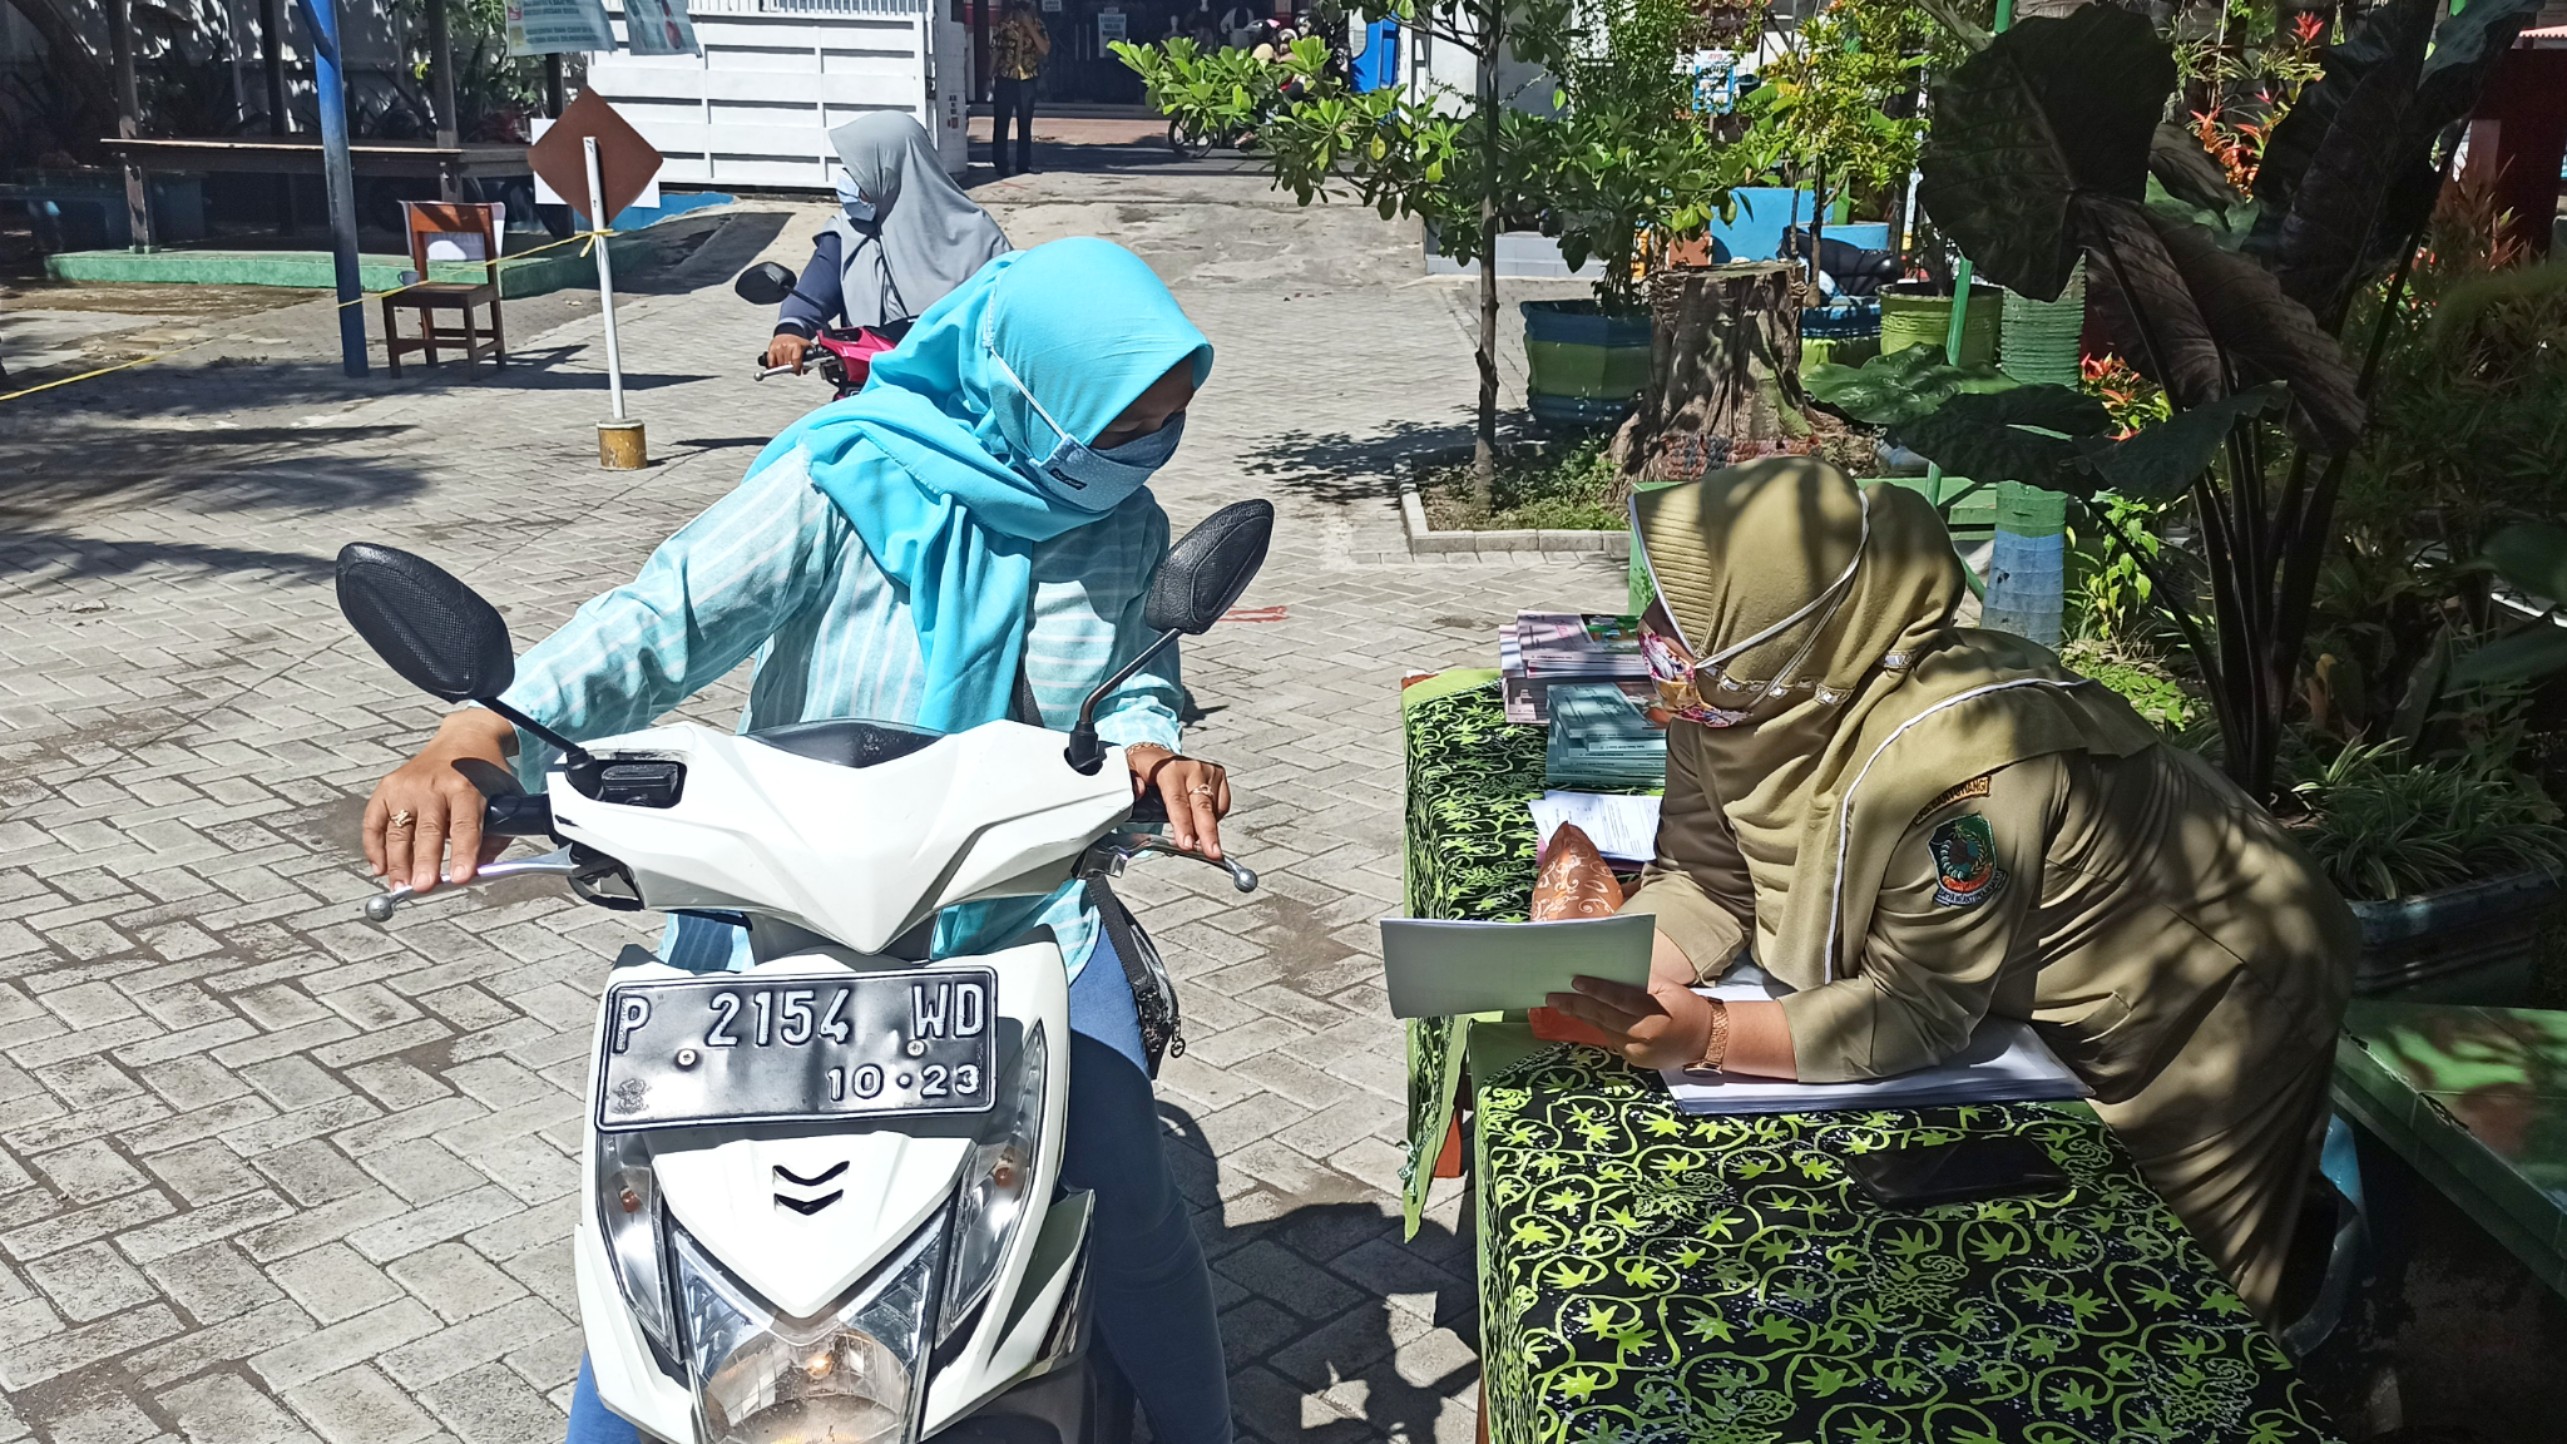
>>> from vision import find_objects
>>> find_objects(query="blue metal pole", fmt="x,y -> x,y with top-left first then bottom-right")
303,0 -> 368,377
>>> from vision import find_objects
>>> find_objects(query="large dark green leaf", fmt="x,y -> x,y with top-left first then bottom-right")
2251,0 -> 2434,241
2073,384 -> 2287,501
2484,522 -> 2567,603
2253,0 -> 2543,316
2414,0 -> 2549,133
2079,194 -> 2225,407
2080,196 -> 2365,450
1890,385 -> 2111,494
2453,623 -> 2567,687
2147,121 -> 2239,217
1804,345 -> 2022,427
1916,6 -> 2171,302
2269,0 -> 2433,324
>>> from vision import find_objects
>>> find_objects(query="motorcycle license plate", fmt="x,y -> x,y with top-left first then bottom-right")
594,970 -> 996,1131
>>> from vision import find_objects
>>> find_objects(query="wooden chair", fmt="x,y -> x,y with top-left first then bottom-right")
381,201 -> 506,375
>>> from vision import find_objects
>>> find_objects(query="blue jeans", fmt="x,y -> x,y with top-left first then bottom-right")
567,937 -> 1231,1444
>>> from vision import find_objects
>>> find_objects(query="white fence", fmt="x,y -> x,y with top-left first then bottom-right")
587,0 -> 969,190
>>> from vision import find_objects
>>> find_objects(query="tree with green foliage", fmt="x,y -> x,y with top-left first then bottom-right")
1118,0 -> 1743,504
1734,0 -> 1981,267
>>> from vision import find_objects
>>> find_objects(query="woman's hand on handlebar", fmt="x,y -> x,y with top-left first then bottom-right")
363,709 -> 519,893
764,333 -> 810,375
1127,744 -> 1230,862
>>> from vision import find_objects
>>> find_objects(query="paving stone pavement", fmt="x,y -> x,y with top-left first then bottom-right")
0,166 -> 1620,1444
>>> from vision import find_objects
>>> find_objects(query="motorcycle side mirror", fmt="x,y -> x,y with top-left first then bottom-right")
337,543 -> 517,701
733,262 -> 798,307
334,543 -> 591,764
1066,500 -> 1275,773
1143,499 -> 1274,635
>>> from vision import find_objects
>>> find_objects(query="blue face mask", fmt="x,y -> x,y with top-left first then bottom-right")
833,173 -> 877,224
991,351 -> 1186,512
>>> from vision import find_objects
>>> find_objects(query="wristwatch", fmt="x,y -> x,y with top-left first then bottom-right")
1681,998 -> 1732,1074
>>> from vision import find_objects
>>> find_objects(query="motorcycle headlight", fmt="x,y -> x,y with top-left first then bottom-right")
939,1023 -> 1046,1344
597,1130 -> 676,1356
675,1222 -> 940,1444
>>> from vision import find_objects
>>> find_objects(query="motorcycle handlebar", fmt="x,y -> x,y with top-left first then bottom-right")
485,792 -> 555,836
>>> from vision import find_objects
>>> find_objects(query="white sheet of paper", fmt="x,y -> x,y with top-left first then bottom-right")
1379,914 -> 1653,1020
1662,963 -> 2087,1115
1528,790 -> 1662,864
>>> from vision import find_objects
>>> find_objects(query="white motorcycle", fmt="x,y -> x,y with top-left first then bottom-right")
336,500 -> 1273,1444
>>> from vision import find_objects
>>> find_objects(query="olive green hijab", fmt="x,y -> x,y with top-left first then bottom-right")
1630,457 -> 2161,987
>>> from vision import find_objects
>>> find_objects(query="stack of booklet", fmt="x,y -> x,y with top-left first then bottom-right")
1502,612 -> 1651,725
1546,683 -> 1666,789
1662,964 -> 2088,1116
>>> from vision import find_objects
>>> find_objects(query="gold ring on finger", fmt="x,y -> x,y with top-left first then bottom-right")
388,809 -> 415,829
1187,783 -> 1217,797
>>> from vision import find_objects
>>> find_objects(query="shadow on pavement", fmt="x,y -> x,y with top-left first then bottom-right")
1157,1102 -> 1480,1444
0,528 -> 339,584
0,444 -> 425,523
623,210 -> 796,297
1241,418 -> 1558,508
961,143 -> 1261,186
0,445 -> 427,586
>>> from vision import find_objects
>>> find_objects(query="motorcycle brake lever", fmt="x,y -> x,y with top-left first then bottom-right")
1085,833 -> 1258,894
362,847 -> 582,922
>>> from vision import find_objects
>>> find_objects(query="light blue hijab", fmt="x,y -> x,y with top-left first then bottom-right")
746,237 -> 1214,733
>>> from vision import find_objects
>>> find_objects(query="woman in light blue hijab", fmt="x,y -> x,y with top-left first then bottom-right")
363,238 -> 1236,1444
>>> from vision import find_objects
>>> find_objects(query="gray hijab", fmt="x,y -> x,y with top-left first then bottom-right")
826,113 -> 1012,329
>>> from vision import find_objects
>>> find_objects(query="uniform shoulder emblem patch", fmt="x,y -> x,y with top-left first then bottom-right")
1928,813 -> 2008,908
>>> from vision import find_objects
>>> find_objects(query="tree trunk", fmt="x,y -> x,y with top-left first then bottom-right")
1612,261 -> 1804,483
1471,24 -> 1501,511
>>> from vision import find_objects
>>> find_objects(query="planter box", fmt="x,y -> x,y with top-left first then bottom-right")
1520,299 -> 1651,430
1881,280 -> 2006,367
1397,447 -> 1629,561
2349,869 -> 2563,1004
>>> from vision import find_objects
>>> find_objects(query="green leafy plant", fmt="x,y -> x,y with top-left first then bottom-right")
1419,436 -> 1625,531
2066,491 -> 2191,655
1735,0 -> 1982,261
1879,0 -> 2545,803
2290,738 -> 2567,901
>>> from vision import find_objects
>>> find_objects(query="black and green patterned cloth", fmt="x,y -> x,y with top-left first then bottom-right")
1398,675 -> 2339,1444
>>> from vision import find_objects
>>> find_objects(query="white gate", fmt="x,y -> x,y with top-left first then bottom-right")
589,0 -> 970,190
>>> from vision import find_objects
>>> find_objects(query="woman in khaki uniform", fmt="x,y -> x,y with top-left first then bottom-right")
1546,458 -> 2356,1321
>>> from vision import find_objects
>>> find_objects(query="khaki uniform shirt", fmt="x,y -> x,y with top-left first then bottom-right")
1624,727 -> 2355,1100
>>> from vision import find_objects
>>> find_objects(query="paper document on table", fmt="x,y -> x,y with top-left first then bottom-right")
1379,914 -> 1653,1020
1662,963 -> 2088,1115
1529,791 -> 1662,865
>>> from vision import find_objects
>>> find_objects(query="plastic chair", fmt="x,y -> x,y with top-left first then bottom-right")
381,201 -> 506,376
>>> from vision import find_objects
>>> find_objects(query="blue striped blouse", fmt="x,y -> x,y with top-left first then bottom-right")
495,444 -> 1184,979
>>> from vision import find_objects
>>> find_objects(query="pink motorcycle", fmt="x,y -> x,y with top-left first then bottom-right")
733,261 -> 901,401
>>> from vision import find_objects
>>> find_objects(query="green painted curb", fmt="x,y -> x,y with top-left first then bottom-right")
43,229 -> 684,299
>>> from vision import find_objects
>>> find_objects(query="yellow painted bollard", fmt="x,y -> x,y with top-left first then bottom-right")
599,419 -> 647,469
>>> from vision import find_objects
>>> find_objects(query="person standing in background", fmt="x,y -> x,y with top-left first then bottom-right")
991,0 -> 1051,177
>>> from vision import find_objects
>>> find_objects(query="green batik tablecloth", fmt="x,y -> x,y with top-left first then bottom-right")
1398,674 -> 2339,1444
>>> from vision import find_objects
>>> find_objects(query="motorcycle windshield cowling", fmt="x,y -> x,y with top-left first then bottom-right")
747,718 -> 944,770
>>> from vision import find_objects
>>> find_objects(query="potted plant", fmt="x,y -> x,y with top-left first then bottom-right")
1878,277 -> 2006,365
